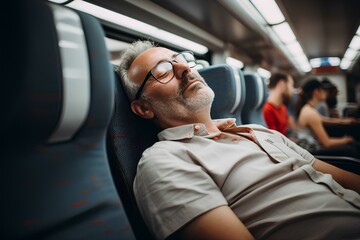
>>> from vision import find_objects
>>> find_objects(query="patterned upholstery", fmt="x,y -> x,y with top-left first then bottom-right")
242,71 -> 267,126
107,67 -> 160,240
2,1 -> 135,239
198,64 -> 245,124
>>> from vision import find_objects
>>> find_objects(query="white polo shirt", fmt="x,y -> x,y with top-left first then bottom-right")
134,119 -> 360,239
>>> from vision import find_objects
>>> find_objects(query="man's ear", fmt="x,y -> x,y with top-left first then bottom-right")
130,100 -> 155,119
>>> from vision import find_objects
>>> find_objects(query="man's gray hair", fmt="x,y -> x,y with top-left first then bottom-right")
117,40 -> 155,101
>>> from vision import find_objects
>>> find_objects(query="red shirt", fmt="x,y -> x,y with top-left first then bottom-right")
262,101 -> 289,135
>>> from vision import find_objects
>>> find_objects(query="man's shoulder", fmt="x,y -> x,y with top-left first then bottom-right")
263,101 -> 273,110
263,102 -> 284,115
144,140 -> 183,155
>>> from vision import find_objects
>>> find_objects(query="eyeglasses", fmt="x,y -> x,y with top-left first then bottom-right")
134,51 -> 197,100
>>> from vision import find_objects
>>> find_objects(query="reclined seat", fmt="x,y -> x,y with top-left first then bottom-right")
241,71 -> 267,126
1,1 -> 134,239
106,64 -> 244,238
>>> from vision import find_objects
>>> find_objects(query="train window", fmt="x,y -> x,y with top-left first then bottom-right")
104,37 -> 130,65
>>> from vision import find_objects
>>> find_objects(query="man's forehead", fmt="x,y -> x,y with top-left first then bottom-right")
133,47 -> 175,69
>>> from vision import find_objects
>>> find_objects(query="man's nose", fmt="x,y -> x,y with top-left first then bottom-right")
172,61 -> 192,80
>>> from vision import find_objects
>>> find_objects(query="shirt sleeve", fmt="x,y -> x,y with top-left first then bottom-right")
133,143 -> 228,239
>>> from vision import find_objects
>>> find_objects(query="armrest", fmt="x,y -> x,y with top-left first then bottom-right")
315,155 -> 360,175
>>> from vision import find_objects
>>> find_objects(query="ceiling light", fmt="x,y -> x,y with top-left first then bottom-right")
48,0 -> 71,3
328,57 -> 340,66
300,64 -> 312,72
310,58 -> 321,68
349,35 -> 360,50
344,48 -> 358,60
340,59 -> 352,70
222,0 -> 307,74
67,0 -> 208,54
257,68 -> 271,79
309,57 -> 340,67
272,22 -> 296,43
286,41 -> 303,56
250,0 -> 285,25
226,57 -> 244,69
297,56 -> 311,70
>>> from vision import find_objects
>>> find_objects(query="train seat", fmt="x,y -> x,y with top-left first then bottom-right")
107,66 -> 160,240
198,64 -> 245,124
1,1 -> 135,239
241,71 -> 267,126
194,59 -> 210,69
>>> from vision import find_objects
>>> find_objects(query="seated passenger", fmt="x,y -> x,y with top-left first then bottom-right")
316,78 -> 338,117
262,72 -> 296,135
117,40 -> 360,240
296,78 -> 360,158
316,78 -> 355,123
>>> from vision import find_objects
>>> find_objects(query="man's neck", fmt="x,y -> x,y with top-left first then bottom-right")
267,91 -> 283,107
158,112 -> 220,133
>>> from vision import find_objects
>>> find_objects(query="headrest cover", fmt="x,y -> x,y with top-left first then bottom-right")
1,1 -> 114,148
198,64 -> 240,118
244,71 -> 266,110
1,0 -> 62,148
48,4 -> 90,143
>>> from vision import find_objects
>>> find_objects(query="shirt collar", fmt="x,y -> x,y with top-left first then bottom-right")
157,118 -> 239,141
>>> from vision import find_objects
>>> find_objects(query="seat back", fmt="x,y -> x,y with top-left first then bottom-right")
198,64 -> 245,124
107,67 -> 160,240
286,89 -> 299,120
242,71 -> 267,125
194,59 -> 210,70
2,1 -> 134,239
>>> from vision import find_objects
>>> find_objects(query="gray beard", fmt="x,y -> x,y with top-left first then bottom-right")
147,73 -> 215,119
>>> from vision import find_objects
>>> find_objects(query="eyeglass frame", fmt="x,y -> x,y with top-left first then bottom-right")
134,51 -> 197,100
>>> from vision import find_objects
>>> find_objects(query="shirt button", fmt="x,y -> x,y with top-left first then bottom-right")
194,125 -> 200,131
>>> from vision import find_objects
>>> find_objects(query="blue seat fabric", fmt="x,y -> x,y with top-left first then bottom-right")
2,1 -> 135,239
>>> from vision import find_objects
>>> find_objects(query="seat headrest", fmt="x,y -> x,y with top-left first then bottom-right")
2,2 -> 134,239
243,71 -> 266,110
198,64 -> 243,123
194,60 -> 210,70
1,1 -> 114,148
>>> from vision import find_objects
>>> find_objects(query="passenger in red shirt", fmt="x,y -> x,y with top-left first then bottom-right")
263,72 -> 295,135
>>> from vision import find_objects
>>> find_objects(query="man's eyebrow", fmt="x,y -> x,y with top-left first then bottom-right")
152,52 -> 179,65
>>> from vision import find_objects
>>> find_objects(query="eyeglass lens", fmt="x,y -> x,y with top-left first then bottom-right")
152,52 -> 196,83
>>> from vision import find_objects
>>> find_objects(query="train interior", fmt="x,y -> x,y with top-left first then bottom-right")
2,0 -> 360,239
